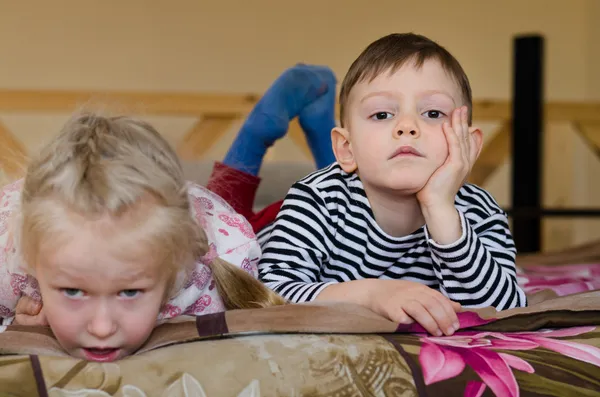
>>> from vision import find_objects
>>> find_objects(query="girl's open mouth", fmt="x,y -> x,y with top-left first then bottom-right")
82,347 -> 121,362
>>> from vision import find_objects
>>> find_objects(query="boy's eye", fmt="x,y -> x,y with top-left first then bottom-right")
424,110 -> 445,119
62,288 -> 84,298
370,111 -> 394,120
119,289 -> 141,299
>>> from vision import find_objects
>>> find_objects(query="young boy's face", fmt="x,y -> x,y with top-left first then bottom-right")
336,58 -> 466,194
33,203 -> 170,362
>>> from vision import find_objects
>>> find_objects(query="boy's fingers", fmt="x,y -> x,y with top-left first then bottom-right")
455,107 -> 469,162
462,107 -> 470,142
404,301 -> 441,336
442,121 -> 461,162
391,308 -> 413,325
422,298 -> 456,336
451,300 -> 462,312
431,295 -> 459,334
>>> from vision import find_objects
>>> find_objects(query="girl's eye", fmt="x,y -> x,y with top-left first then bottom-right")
119,289 -> 141,299
370,111 -> 394,120
424,110 -> 445,119
62,288 -> 84,298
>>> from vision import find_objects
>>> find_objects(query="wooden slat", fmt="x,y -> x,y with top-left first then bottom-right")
473,101 -> 600,123
287,118 -> 313,159
573,121 -> 600,155
0,90 -> 260,117
472,101 -> 510,121
177,116 -> 235,160
468,121 -> 511,186
0,89 -> 511,120
546,103 -> 600,123
0,121 -> 28,179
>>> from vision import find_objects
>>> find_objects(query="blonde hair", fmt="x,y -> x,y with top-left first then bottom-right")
19,111 -> 286,309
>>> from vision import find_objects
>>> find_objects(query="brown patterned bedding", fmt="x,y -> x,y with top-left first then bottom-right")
1,262 -> 600,396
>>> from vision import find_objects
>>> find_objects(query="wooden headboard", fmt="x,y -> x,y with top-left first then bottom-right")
1,88 -> 599,185
2,88 -> 600,252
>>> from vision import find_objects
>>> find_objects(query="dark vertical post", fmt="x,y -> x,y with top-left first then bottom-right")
511,35 -> 544,253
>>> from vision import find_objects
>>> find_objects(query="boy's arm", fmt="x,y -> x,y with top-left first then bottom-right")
258,182 -> 336,303
259,181 -> 463,336
423,186 -> 527,311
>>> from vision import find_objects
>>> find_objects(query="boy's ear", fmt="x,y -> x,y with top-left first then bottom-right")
331,126 -> 357,173
468,126 -> 483,161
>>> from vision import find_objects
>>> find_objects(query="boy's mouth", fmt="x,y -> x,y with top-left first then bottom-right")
82,347 -> 121,362
390,145 -> 424,159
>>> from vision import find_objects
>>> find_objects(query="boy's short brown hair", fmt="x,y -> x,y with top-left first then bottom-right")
339,33 -> 473,126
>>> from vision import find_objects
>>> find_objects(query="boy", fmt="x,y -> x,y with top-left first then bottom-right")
258,33 -> 527,337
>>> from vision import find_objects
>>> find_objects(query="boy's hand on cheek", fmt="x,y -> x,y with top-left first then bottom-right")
417,106 -> 472,209
416,106 -> 475,244
369,280 -> 461,336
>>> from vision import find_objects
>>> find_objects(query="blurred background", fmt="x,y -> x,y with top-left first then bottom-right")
1,0 -> 599,252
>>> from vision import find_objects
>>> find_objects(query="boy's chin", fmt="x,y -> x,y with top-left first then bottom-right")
361,172 -> 431,196
385,178 -> 429,195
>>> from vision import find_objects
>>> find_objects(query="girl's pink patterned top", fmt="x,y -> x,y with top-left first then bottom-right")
0,179 -> 261,324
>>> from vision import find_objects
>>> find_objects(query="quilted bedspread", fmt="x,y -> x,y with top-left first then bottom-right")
0,262 -> 599,396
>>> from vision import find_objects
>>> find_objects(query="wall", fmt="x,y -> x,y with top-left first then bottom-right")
0,0 -> 598,250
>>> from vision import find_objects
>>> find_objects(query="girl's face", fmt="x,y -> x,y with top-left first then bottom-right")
32,200 -> 172,362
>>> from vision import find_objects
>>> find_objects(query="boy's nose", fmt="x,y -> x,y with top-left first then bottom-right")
87,305 -> 117,339
394,115 -> 420,138
396,129 -> 419,136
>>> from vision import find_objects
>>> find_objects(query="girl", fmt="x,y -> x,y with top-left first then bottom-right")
11,63 -> 338,334
0,112 -> 285,362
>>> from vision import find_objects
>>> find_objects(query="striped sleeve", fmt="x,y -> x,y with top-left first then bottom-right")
425,188 -> 527,310
257,182 -> 335,303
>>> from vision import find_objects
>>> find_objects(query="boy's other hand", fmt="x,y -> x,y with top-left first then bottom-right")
13,296 -> 47,326
369,280 -> 461,336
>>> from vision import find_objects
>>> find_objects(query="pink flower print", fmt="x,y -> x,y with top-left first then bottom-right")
0,303 -> 13,317
10,274 -> 27,296
184,295 -> 212,315
218,228 -> 229,236
0,249 -> 6,270
191,196 -> 214,216
418,326 -> 599,397
397,311 -> 493,333
3,180 -> 22,193
160,303 -> 182,319
183,266 -> 212,291
487,327 -> 600,367
518,263 -> 600,296
420,335 -> 535,397
0,211 -> 9,236
240,258 -> 256,276
218,214 -> 254,238
200,243 -> 218,266
26,277 -> 41,301
10,274 -> 41,301
464,381 -> 486,397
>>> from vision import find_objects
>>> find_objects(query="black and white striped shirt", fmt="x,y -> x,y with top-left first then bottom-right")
257,163 -> 527,311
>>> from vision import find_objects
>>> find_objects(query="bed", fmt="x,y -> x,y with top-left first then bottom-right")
0,261 -> 599,396
1,34 -> 600,396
